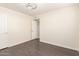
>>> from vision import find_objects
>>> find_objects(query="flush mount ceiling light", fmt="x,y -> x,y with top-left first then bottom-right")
25,3 -> 37,10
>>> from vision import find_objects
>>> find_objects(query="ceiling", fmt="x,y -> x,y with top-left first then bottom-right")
0,3 -> 76,16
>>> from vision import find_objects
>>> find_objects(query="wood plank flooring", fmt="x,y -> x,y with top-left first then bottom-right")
0,39 -> 78,56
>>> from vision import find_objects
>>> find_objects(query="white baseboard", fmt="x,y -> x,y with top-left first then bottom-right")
8,39 -> 32,47
40,40 -> 79,52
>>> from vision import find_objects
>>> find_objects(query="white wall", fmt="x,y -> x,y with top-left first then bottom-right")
38,5 -> 78,51
75,5 -> 79,51
0,7 -> 32,47
78,6 -> 79,51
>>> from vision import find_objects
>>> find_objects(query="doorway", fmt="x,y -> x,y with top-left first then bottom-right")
32,17 -> 40,39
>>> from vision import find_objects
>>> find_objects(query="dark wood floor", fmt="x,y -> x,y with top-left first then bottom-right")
0,39 -> 79,56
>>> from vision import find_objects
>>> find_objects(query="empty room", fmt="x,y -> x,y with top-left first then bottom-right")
0,3 -> 79,56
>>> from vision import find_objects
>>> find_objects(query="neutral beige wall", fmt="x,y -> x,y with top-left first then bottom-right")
75,5 -> 79,51
0,7 -> 32,47
38,6 -> 78,51
78,5 -> 79,51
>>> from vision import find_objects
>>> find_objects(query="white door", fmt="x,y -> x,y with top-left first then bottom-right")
0,15 -> 8,49
32,18 -> 40,39
32,19 -> 38,39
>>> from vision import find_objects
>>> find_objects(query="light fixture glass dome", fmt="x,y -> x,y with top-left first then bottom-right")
25,3 -> 37,10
